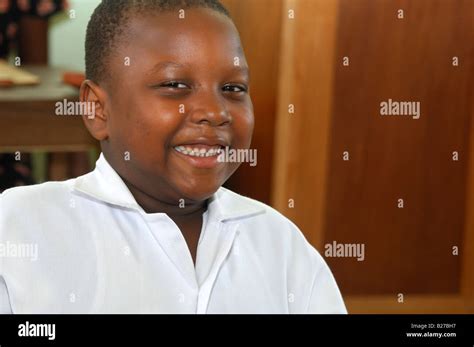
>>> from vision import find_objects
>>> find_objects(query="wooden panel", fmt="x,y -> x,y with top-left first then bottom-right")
461,79 -> 474,309
346,295 -> 473,314
0,102 -> 97,149
0,65 -> 97,150
271,0 -> 340,248
324,0 -> 474,295
220,0 -> 283,204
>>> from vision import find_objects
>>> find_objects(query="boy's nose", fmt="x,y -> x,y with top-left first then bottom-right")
189,93 -> 232,127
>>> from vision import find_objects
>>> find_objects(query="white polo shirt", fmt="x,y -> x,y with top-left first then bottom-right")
0,154 -> 346,314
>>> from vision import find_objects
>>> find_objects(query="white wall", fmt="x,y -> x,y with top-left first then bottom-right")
48,0 -> 101,71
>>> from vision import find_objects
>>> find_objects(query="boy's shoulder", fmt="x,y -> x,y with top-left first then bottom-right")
216,187 -> 285,219
0,180 -> 286,219
216,187 -> 323,266
0,180 -> 306,241
0,179 -> 76,214
215,187 -> 304,235
1,179 -> 75,201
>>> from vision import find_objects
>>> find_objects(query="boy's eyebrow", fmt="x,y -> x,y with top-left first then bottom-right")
231,65 -> 250,79
147,61 -> 189,74
147,61 -> 250,80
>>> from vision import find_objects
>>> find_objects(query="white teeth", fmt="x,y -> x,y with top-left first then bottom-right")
174,145 -> 223,157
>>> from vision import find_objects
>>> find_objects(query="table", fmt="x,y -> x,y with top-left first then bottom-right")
0,65 -> 99,182
0,65 -> 98,151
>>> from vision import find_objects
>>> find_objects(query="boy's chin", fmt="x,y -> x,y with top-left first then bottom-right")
177,183 -> 222,203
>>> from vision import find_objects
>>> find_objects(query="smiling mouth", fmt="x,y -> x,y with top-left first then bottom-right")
173,144 -> 225,158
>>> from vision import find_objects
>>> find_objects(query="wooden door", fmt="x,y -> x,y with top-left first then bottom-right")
272,0 -> 474,313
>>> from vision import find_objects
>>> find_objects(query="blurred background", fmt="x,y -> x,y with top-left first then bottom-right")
0,0 -> 473,313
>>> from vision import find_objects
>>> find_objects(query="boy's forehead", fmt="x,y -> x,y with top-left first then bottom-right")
125,8 -> 242,54
108,8 -> 247,84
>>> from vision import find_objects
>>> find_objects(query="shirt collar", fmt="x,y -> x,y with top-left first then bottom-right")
73,153 -> 265,222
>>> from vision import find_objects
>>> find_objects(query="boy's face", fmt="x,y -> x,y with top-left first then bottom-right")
90,8 -> 254,204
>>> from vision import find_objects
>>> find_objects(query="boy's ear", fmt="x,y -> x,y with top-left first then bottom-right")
80,79 -> 109,141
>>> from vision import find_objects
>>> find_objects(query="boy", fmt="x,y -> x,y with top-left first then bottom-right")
0,0 -> 346,313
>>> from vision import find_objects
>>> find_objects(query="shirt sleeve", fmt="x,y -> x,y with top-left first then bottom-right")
306,259 -> 347,314
0,194 -> 13,314
283,217 -> 347,314
0,276 -> 12,314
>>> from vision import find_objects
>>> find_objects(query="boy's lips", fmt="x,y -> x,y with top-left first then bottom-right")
172,138 -> 229,169
174,144 -> 224,157
172,145 -> 225,169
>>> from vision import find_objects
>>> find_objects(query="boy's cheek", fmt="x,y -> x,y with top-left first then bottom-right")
234,104 -> 255,126
233,113 -> 255,143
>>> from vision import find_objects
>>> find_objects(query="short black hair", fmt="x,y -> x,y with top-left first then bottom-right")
85,0 -> 231,84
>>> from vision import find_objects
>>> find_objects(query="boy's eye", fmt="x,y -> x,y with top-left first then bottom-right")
153,82 -> 248,94
222,84 -> 248,93
160,81 -> 189,89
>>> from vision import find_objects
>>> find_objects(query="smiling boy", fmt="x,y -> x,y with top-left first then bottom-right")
0,0 -> 346,313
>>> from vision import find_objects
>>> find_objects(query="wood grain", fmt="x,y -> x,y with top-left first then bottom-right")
324,0 -> 474,295
220,0 -> 283,204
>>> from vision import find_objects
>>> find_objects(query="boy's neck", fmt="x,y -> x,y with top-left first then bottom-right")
123,177 -> 207,218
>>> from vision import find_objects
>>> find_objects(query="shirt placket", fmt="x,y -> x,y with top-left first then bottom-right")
195,221 -> 239,314
141,214 -> 198,290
